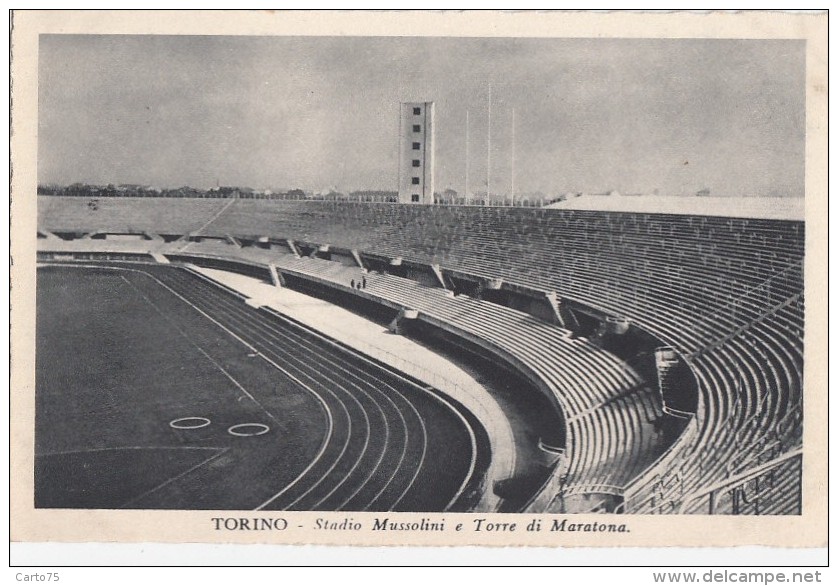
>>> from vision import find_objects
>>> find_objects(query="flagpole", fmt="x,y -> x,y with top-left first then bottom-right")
511,108 -> 516,207
465,109 -> 470,204
487,83 -> 492,206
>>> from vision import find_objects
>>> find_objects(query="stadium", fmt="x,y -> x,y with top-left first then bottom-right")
33,36 -> 805,516
35,189 -> 804,514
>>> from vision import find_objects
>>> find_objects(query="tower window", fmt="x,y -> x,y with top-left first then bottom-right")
412,124 -> 421,132
412,142 -> 421,150
412,194 -> 420,202
413,107 -> 421,115
412,160 -> 421,167
412,177 -> 420,185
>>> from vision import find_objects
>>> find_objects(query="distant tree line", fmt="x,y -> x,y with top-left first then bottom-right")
37,183 -> 568,207
37,183 -> 403,202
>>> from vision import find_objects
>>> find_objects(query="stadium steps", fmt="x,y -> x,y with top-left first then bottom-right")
37,197 -> 804,514
38,196 -> 231,235
222,249 -> 665,497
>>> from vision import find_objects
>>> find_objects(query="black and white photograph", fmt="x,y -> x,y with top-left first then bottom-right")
10,10 -> 827,553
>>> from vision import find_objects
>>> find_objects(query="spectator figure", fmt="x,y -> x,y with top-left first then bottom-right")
350,279 -> 355,289
362,276 -> 367,289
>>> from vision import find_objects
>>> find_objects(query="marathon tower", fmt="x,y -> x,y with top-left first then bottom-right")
398,102 -> 435,204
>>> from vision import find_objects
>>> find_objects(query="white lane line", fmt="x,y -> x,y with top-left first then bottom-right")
37,446 -> 222,457
257,329 -> 381,511
388,401 -> 429,511
176,280 -> 372,510
56,264 -> 337,512
251,309 -> 460,512
260,306 -> 477,512
240,299 -> 477,512
433,393 -> 479,512
119,275 -> 280,425
179,198 -> 238,252
364,387 -> 423,512
194,292 -> 412,511
164,272 -> 358,511
142,269 -> 344,512
57,262 -> 481,512
225,320 -> 361,510
119,448 -> 231,509
205,298 -> 390,509
383,386 -> 474,513
336,389 -> 399,511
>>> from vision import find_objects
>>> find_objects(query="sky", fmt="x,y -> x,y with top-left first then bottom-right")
38,35 -> 805,197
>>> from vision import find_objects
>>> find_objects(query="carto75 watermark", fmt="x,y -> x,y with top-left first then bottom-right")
15,573 -> 60,582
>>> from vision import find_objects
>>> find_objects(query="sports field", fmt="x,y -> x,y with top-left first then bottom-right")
35,263 -> 485,511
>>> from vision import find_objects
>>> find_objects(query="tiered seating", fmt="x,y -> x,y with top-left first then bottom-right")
201,203 -> 806,512
623,294 -> 803,513
171,240 -> 669,495
564,387 -> 664,495
192,201 -> 800,342
38,197 -> 231,235
37,197 -> 805,512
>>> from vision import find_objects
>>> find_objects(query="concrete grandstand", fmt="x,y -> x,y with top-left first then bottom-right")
36,194 -> 804,514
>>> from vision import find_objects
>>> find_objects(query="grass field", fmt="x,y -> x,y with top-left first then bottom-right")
35,263 -> 483,511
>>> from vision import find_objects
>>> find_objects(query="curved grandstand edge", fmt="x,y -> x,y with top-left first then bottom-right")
36,196 -> 804,515
37,240 -> 676,513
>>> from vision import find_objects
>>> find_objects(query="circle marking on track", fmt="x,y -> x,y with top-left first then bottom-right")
169,416 -> 212,430
228,423 -> 271,437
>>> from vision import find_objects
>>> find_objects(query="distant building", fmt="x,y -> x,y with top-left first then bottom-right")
398,102 -> 435,204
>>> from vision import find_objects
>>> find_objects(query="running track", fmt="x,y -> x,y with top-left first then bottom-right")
39,263 -> 485,512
